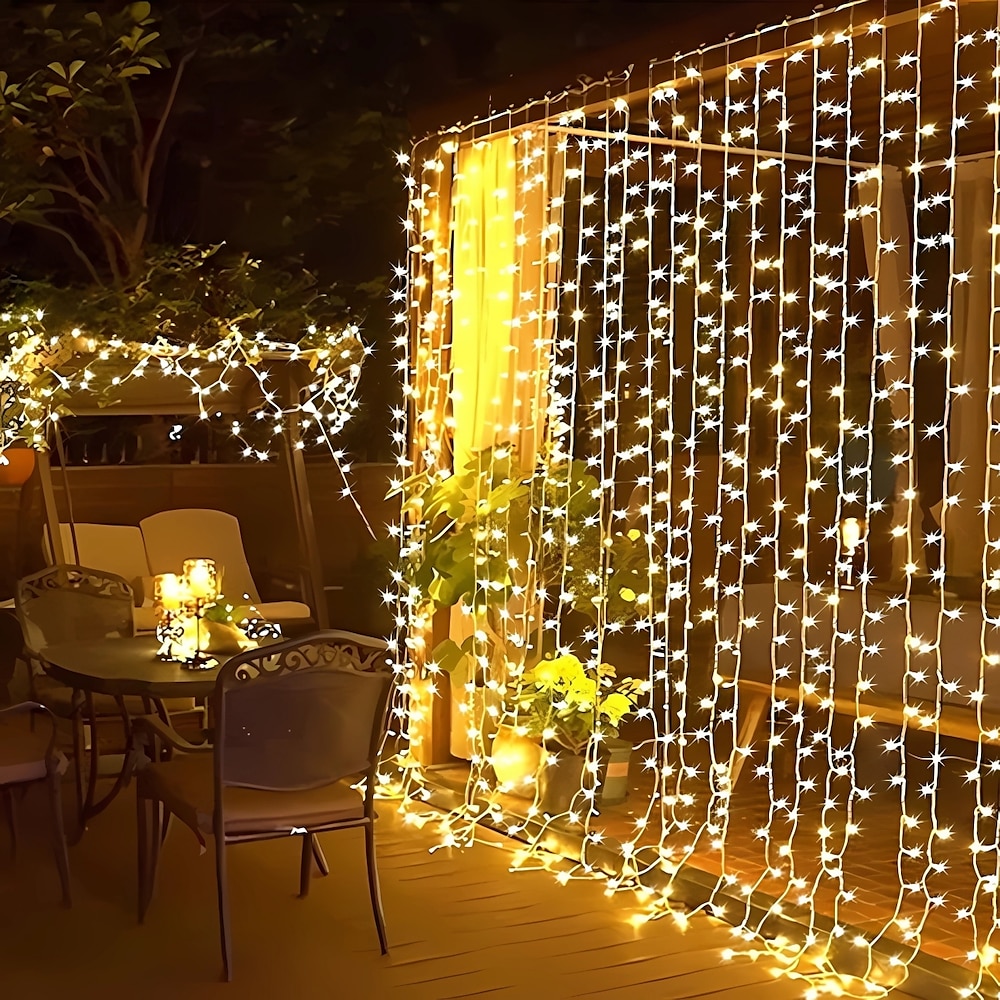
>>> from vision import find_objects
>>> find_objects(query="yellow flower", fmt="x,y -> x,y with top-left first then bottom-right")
531,654 -> 584,688
619,587 -> 636,602
531,659 -> 562,687
627,528 -> 641,541
599,692 -> 633,725
567,675 -> 597,707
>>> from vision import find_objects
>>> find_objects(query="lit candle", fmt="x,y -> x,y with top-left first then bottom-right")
183,558 -> 217,601
155,573 -> 183,611
840,517 -> 865,555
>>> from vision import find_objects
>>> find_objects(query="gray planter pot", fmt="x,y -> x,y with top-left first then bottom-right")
536,739 -> 633,813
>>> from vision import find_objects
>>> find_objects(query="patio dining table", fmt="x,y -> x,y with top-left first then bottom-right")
39,635 -> 224,837
41,635 -> 224,701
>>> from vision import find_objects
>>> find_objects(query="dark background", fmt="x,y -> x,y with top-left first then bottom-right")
1,0 -> 827,460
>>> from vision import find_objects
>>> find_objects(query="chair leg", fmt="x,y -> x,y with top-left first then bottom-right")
215,836 -> 233,981
71,710 -> 86,828
3,787 -> 15,859
2,786 -> 16,860
312,837 -> 330,877
47,770 -> 71,907
136,792 -> 149,924
147,800 -> 164,910
298,832 -> 313,898
83,696 -> 100,827
364,821 -> 388,955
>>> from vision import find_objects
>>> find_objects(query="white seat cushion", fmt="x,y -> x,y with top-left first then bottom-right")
140,509 -> 260,604
256,601 -> 312,622
44,524 -> 150,603
133,606 -> 160,633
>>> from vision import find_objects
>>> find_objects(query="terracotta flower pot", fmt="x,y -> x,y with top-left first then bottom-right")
0,448 -> 35,487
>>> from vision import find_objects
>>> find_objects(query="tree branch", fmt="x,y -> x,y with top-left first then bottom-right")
141,45 -> 198,208
93,137 -> 123,202
28,220 -> 104,286
72,142 -> 112,203
44,180 -> 126,283
119,80 -> 145,161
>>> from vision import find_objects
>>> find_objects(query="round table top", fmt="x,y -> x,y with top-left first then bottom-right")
40,636 -> 224,699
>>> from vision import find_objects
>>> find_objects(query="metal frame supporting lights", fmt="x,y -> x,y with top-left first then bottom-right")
391,1 -> 1000,997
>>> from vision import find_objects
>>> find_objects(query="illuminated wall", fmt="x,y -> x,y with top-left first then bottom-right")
396,1 -> 1000,995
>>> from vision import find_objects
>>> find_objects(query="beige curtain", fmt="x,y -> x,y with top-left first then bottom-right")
450,133 -> 564,470
446,130 -> 565,757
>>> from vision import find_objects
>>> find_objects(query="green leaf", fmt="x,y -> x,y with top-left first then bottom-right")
118,65 -> 150,79
128,1 -> 152,21
429,639 -> 470,674
45,84 -> 70,97
423,474 -> 469,523
67,60 -> 85,80
83,11 -> 102,26
47,62 -> 66,79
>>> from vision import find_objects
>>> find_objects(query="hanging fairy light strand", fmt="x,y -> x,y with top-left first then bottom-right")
391,0 -> 1000,996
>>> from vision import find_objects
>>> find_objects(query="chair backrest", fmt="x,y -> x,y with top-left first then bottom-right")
15,565 -> 135,655
140,509 -> 260,604
43,524 -> 150,603
214,631 -> 393,795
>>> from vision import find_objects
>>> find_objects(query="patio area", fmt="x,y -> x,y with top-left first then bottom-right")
0,771 -> 823,1000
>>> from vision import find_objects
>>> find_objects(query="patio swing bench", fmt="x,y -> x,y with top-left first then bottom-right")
720,582 -> 1000,783
44,510 -> 313,632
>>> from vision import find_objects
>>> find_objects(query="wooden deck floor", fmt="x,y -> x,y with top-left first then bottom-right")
0,781 -> 854,1000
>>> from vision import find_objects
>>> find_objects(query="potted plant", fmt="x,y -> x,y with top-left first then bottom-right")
493,652 -> 645,813
394,444 -> 660,766
394,445 -> 532,758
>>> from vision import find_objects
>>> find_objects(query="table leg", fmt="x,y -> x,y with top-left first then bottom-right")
73,693 -> 136,840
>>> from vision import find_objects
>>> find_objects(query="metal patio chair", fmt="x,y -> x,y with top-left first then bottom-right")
16,565 -> 138,825
134,630 -> 393,980
15,565 -> 199,831
0,700 -> 71,905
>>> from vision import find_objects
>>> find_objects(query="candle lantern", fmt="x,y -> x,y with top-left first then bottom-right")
153,572 -> 186,661
182,558 -> 219,602
838,517 -> 867,589
152,559 -> 220,668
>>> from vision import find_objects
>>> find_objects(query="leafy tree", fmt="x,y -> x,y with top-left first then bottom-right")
0,1 -> 194,287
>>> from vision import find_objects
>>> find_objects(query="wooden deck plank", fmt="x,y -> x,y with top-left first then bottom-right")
0,783 -> 919,999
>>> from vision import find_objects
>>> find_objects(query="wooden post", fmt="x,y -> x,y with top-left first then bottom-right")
411,607 -> 454,766
35,450 -> 66,566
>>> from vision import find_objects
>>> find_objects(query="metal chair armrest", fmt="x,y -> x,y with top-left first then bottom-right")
0,700 -> 61,765
132,714 -> 213,756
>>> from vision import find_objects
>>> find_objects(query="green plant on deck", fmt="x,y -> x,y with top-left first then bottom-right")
515,652 -> 644,755
394,446 -> 665,688
531,460 -> 663,626
395,445 -> 531,678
